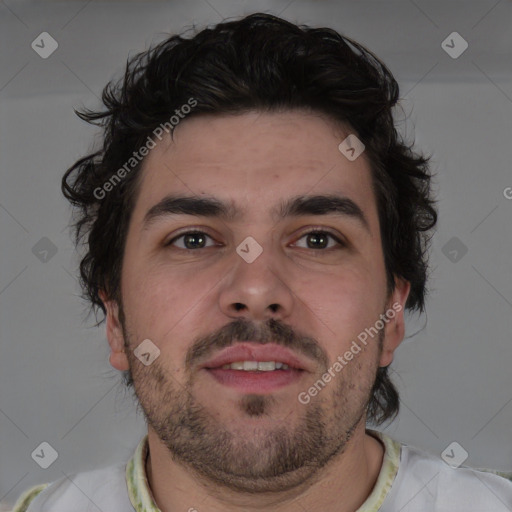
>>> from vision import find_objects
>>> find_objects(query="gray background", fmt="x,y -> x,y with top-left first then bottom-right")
1,0 -> 511,508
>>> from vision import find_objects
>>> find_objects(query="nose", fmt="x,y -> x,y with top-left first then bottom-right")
218,242 -> 294,323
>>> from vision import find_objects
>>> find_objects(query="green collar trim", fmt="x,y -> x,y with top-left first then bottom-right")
356,429 -> 401,511
126,435 -> 161,512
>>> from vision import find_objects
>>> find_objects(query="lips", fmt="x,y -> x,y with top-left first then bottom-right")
200,342 -> 311,372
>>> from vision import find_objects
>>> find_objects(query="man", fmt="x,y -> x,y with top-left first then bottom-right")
12,12 -> 512,512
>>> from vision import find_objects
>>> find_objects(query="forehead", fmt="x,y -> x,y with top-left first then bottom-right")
131,110 -> 378,225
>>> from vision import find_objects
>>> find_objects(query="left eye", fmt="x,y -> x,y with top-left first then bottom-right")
293,230 -> 344,250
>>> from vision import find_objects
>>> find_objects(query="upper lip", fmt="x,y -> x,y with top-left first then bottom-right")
200,343 -> 312,371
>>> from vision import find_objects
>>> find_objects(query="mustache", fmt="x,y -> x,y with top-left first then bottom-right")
185,317 -> 328,370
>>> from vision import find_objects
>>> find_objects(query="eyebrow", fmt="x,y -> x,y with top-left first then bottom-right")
142,194 -> 370,233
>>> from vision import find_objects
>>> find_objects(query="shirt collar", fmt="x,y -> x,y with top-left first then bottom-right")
358,429 -> 401,511
126,429 -> 401,512
126,434 -> 160,512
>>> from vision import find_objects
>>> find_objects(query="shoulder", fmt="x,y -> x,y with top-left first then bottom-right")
11,463 -> 132,512
386,439 -> 512,511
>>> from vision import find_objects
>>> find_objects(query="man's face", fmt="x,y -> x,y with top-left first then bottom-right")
104,110 -> 409,492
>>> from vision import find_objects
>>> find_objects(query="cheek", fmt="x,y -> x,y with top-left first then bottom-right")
296,266 -> 386,364
121,262 -> 216,343
298,265 -> 383,324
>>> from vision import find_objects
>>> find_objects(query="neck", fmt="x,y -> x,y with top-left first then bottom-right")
145,426 -> 385,512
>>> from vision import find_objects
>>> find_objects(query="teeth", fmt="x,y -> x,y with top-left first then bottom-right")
219,361 -> 290,371
257,361 -> 275,371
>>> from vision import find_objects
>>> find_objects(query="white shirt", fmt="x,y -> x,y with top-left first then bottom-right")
11,429 -> 512,511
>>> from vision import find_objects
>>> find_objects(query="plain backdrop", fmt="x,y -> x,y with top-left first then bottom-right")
1,0 -> 511,508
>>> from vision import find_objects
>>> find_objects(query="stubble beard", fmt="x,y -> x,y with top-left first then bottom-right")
124,336 -> 379,494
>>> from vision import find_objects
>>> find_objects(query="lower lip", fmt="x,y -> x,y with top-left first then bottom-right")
206,368 -> 304,393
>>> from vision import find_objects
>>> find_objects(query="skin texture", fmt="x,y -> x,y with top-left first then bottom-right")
100,110 -> 410,512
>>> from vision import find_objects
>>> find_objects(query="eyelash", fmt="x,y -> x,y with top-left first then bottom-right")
165,228 -> 346,251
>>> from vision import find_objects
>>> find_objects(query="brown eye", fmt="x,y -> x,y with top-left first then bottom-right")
294,230 -> 345,250
167,231 -> 216,250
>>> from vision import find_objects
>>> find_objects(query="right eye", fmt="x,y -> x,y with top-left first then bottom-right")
165,231 -> 219,250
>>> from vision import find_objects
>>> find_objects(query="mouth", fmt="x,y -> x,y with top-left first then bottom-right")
200,343 -> 309,394
218,360 -> 292,371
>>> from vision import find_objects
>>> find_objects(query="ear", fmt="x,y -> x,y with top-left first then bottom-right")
99,290 -> 130,371
379,277 -> 411,368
